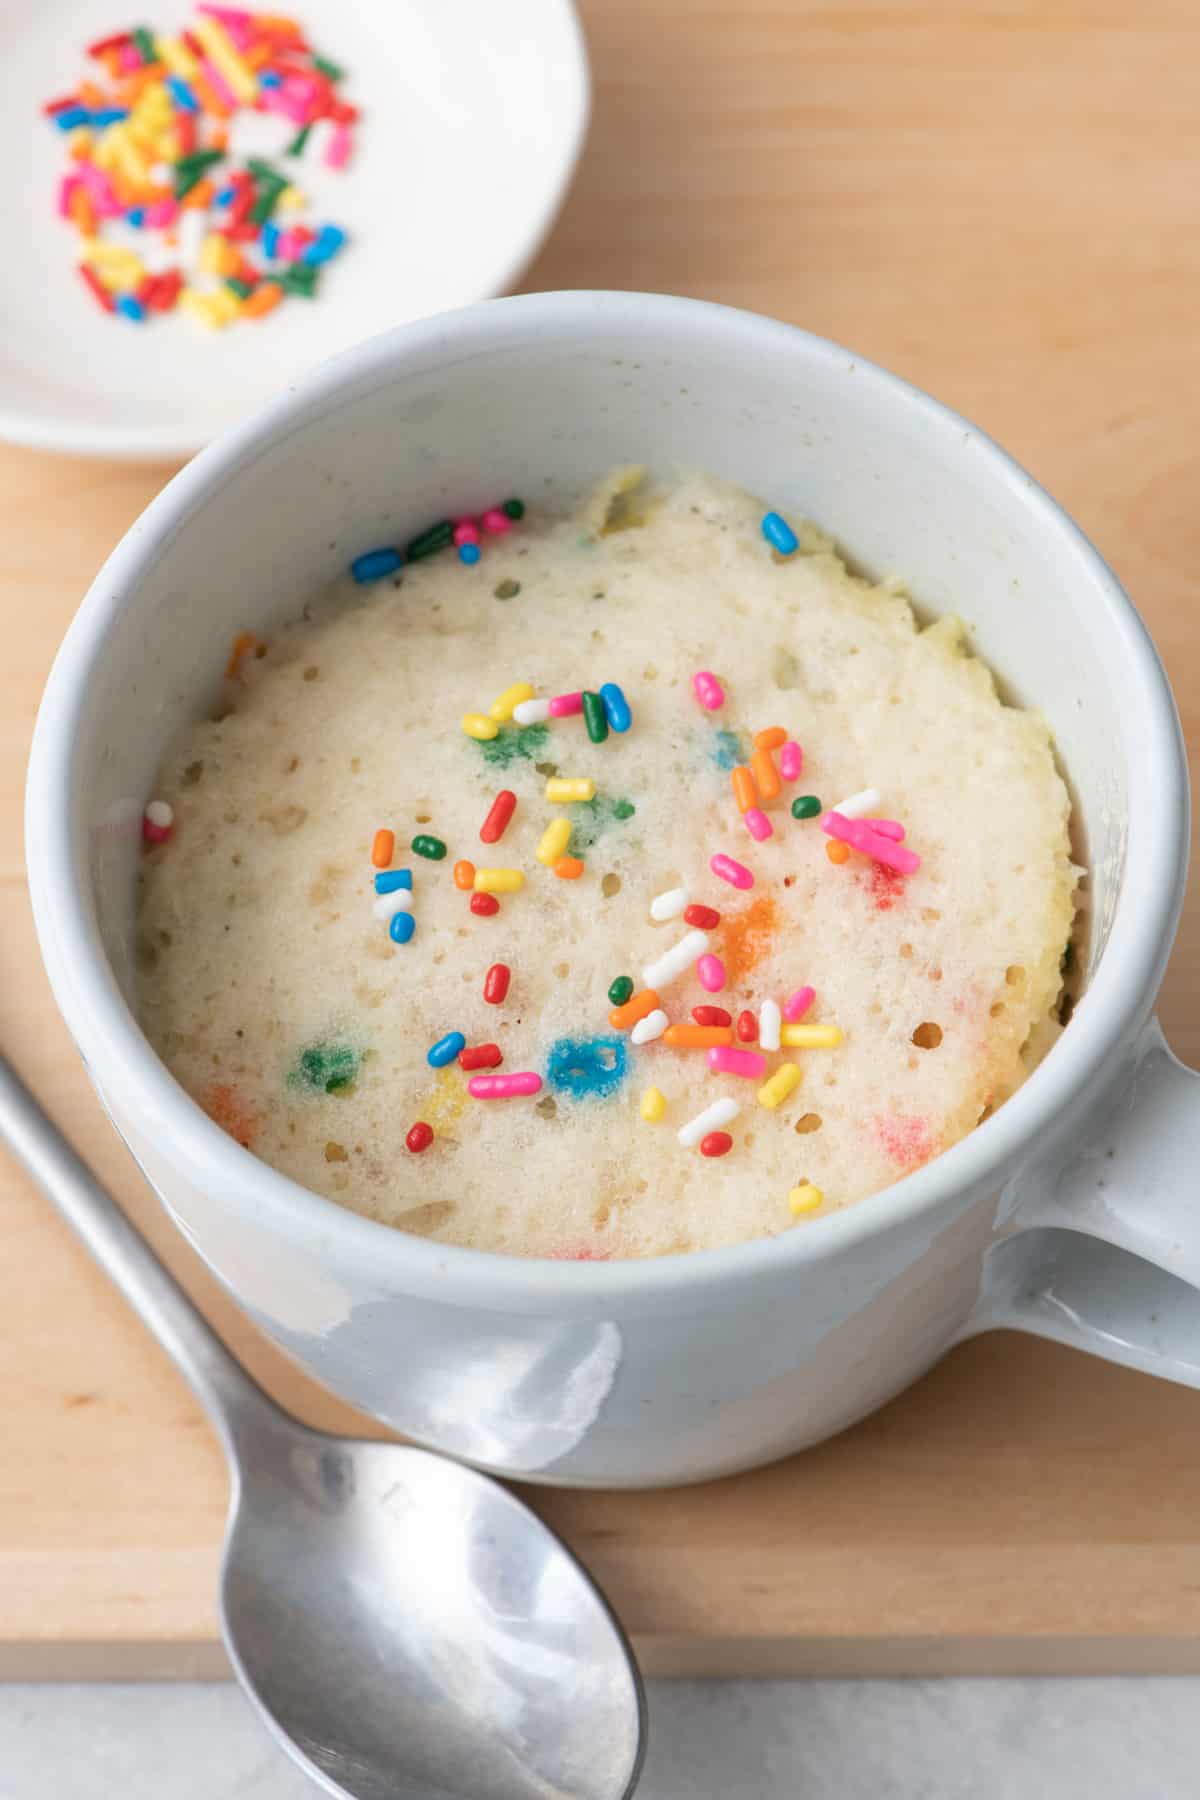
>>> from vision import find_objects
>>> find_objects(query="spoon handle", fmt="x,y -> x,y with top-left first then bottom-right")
0,1052 -> 280,1462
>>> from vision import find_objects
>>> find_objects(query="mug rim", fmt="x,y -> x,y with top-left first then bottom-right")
25,290 -> 1190,1309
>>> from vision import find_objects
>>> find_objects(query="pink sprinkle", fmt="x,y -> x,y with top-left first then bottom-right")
710,852 -> 754,890
197,3 -> 252,23
143,199 -> 178,228
779,741 -> 803,782
452,521 -> 479,546
744,807 -> 773,842
696,953 -> 727,993
865,818 -> 905,841
480,508 -> 512,535
548,691 -> 583,718
469,1072 -> 543,1099
57,175 -> 80,219
117,42 -> 141,71
822,811 -> 921,875
261,86 -> 310,123
783,985 -> 815,1022
201,57 -> 238,108
325,123 -> 353,170
706,1046 -> 767,1079
692,670 -> 724,711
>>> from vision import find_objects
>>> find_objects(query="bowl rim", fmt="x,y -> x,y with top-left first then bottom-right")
25,289 -> 1191,1311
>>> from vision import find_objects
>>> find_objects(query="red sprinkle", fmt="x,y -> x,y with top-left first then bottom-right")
735,1010 -> 758,1043
699,1131 -> 733,1158
684,903 -> 721,930
479,789 -> 517,844
484,962 -> 511,1004
470,892 -> 501,916
459,1043 -> 503,1071
692,1005 -> 733,1028
405,1121 -> 434,1154
78,262 -> 115,314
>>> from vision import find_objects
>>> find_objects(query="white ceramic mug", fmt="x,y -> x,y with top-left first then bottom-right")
26,292 -> 1200,1489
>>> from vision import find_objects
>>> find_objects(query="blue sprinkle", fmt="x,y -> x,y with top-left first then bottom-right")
761,510 -> 799,556
54,106 -> 90,131
458,543 -> 481,565
710,728 -> 745,772
259,70 -> 282,88
261,221 -> 280,259
126,206 -> 145,227
599,681 -> 632,733
166,75 -> 200,113
115,294 -> 146,323
546,1035 -> 628,1100
215,184 -> 237,206
351,546 -> 403,584
388,910 -> 415,944
427,1031 -> 465,1068
90,107 -> 129,127
374,869 -> 412,894
302,224 -> 347,266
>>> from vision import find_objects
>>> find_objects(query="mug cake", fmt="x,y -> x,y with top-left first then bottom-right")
134,468 -> 1080,1258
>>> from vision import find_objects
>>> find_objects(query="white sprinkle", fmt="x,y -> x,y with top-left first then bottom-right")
227,109 -> 297,161
759,999 -> 781,1052
644,928 -> 709,990
831,787 -> 881,820
513,698 -> 551,726
176,206 -> 208,271
649,884 -> 689,922
631,1008 -> 669,1046
145,800 -> 174,829
372,891 -> 413,922
678,1096 -> 740,1149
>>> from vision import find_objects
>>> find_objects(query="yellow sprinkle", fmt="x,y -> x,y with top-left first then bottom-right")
461,712 -> 499,741
277,184 -> 306,212
158,36 -> 201,80
757,1062 -> 802,1110
81,239 -> 141,269
640,1086 -> 667,1123
208,286 -> 242,325
545,777 -> 596,803
474,868 -> 525,895
423,1065 -> 468,1129
489,681 -> 534,723
779,1024 -> 843,1049
788,1183 -> 824,1217
178,289 -> 231,330
191,13 -> 260,103
536,818 -> 572,867
200,232 -> 235,275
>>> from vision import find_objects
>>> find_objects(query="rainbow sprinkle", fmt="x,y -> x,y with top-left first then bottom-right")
44,7 -> 357,328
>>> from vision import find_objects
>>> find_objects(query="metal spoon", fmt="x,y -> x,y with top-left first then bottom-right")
0,1053 -> 646,1800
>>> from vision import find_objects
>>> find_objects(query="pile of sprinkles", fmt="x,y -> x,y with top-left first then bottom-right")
43,6 -> 356,327
145,503 -> 927,1234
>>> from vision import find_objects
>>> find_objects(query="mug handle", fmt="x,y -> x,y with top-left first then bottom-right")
971,1018 -> 1200,1386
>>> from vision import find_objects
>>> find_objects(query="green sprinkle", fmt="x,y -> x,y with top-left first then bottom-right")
289,1040 -> 360,1095
174,148 -> 224,175
286,122 -> 313,157
607,976 -> 634,1008
132,25 -> 157,62
250,179 -> 288,225
477,722 -> 548,767
501,498 -> 525,519
412,834 -> 447,860
792,794 -> 822,820
493,578 -> 521,600
405,520 -> 454,560
174,165 -> 214,202
279,262 -> 319,297
246,158 -> 285,185
582,690 -> 608,744
312,53 -> 345,79
612,799 -> 636,820
225,277 -> 255,299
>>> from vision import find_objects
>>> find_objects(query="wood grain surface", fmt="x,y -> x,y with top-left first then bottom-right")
3,0 -> 1200,1677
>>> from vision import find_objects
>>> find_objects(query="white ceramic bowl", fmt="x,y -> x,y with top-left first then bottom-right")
26,293 -> 1200,1488
0,0 -> 589,458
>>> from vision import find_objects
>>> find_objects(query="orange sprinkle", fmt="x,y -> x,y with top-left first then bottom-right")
371,829 -> 394,869
453,859 -> 476,891
731,765 -> 757,814
190,70 -> 230,116
181,176 -> 215,208
69,133 -> 94,162
662,1024 -> 735,1048
826,840 -> 850,864
240,281 -> 284,319
208,121 -> 230,148
68,184 -> 97,237
224,629 -> 258,678
100,47 -> 123,78
242,40 -> 275,68
609,987 -> 661,1031
750,745 -> 781,802
554,856 -> 584,879
201,1081 -> 257,1149
78,78 -> 107,108
754,726 -> 788,751
118,61 -> 166,100
722,892 -> 780,982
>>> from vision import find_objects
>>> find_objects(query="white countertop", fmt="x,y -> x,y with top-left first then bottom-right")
3,1678 -> 1198,1797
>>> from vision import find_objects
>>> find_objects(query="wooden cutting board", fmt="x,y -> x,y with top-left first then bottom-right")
4,0 -> 1200,1679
